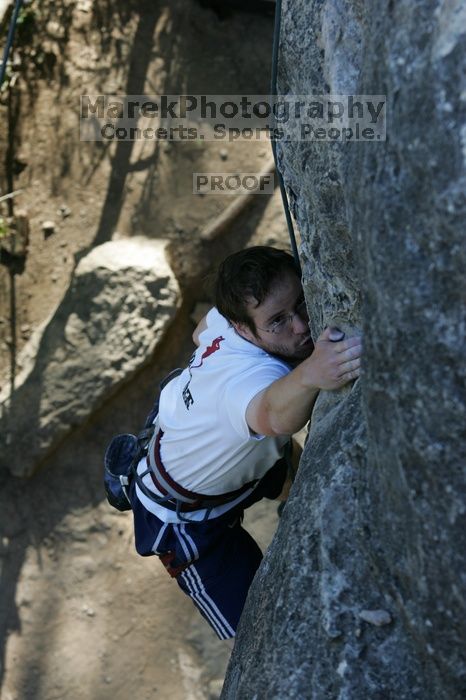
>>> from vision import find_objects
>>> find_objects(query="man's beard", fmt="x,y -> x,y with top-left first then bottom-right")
256,335 -> 314,364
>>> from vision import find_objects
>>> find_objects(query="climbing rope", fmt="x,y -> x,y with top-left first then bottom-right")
0,0 -> 24,90
270,0 -> 300,270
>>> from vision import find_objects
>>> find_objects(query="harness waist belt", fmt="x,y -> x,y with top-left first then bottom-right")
146,428 -> 257,512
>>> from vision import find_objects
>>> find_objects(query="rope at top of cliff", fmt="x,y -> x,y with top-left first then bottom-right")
0,0 -> 24,90
270,0 -> 300,271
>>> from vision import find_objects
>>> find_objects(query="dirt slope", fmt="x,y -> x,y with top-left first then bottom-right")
0,2 -> 292,697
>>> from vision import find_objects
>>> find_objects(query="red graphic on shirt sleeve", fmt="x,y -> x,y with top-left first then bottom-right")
190,335 -> 225,368
202,336 -> 224,359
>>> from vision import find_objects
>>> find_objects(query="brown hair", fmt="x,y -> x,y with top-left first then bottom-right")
215,246 -> 300,333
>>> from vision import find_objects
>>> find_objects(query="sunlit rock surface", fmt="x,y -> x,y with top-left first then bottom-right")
0,238 -> 179,477
222,0 -> 466,698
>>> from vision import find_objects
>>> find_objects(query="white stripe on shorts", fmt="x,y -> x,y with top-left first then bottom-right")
152,523 -> 168,554
180,566 -> 231,639
174,525 -> 235,639
180,524 -> 199,560
183,564 -> 235,639
174,524 -> 192,561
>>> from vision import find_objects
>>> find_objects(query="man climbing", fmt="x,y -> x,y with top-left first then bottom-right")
127,246 -> 362,643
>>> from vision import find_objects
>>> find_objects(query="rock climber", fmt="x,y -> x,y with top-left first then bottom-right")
128,246 -> 362,643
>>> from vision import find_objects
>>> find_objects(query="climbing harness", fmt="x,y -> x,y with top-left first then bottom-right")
0,0 -> 24,89
145,424 -> 258,511
104,421 -> 259,521
270,0 -> 301,271
104,370 -> 259,522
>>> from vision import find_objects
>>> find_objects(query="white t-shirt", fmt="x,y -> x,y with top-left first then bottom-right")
136,307 -> 291,522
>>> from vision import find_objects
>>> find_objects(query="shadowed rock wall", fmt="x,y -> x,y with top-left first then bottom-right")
222,1 -> 466,698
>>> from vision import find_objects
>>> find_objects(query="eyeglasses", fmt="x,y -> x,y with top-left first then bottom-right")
256,297 -> 308,335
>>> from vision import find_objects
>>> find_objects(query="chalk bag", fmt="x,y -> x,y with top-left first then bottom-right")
104,433 -> 138,511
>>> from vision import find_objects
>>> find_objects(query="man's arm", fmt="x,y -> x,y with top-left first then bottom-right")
246,327 -> 362,436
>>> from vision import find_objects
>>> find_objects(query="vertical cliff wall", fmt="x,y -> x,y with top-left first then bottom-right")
222,1 -> 466,698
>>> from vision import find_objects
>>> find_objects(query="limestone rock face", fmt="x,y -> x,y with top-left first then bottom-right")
0,238 -> 179,477
222,1 -> 466,698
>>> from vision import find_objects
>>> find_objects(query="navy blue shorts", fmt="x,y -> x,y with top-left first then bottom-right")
129,457 -> 287,639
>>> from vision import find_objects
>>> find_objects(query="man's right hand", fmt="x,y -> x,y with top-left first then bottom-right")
246,326 -> 363,436
303,326 -> 363,391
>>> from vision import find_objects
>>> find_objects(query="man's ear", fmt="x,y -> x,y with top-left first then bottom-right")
231,321 -> 256,343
